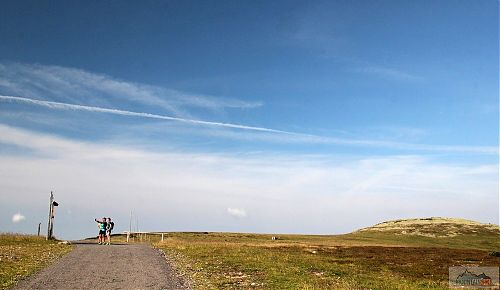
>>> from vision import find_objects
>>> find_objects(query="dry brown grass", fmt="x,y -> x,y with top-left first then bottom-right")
148,218 -> 499,289
152,231 -> 500,289
0,234 -> 73,289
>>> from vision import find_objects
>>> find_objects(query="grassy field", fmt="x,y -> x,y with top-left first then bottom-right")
0,234 -> 73,289
150,218 -> 499,289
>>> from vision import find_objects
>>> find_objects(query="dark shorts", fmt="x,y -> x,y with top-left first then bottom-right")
106,230 -> 112,235
99,230 -> 106,235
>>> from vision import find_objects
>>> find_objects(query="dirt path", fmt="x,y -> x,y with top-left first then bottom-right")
14,241 -> 190,290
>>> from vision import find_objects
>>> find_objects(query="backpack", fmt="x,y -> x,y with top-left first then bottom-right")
108,222 -> 114,231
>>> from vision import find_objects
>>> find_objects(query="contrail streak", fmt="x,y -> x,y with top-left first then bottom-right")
0,95 -> 497,154
0,95 -> 292,134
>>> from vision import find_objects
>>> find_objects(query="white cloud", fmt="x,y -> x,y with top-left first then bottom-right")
227,208 -> 247,218
12,213 -> 26,223
0,62 -> 262,118
0,125 -> 497,239
0,63 -> 495,155
0,95 -> 286,134
1,96 -> 497,155
202,126 -> 498,154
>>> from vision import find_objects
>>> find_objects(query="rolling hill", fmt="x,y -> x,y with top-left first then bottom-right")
357,217 -> 499,238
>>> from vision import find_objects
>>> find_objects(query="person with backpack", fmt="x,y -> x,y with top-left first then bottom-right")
95,217 -> 107,245
106,217 -> 114,245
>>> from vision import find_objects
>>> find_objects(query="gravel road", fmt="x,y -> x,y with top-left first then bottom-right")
14,241 -> 190,290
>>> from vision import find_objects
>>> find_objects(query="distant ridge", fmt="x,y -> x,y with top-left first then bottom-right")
357,217 -> 499,238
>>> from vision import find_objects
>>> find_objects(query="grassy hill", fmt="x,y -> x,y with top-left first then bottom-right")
357,217 -> 498,237
150,217 -> 499,289
342,217 -> 500,251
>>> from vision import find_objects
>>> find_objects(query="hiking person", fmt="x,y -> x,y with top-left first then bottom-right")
106,217 -> 114,245
95,217 -> 107,244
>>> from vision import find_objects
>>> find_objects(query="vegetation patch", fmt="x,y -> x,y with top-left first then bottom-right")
152,218 -> 499,289
0,234 -> 73,289
153,232 -> 498,289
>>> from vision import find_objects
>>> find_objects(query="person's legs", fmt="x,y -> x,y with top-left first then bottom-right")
99,231 -> 105,244
96,218 -> 103,244
106,231 -> 111,245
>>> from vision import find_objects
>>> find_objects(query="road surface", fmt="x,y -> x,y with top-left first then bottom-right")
14,241 -> 190,290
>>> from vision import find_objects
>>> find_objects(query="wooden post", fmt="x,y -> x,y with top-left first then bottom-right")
37,222 -> 41,236
161,233 -> 164,242
47,192 -> 53,240
126,232 -> 130,243
129,211 -> 132,235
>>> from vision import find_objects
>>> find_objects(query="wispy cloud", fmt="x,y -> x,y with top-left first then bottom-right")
0,95 -> 286,134
1,95 -> 497,155
0,62 -> 262,118
283,1 -> 348,59
285,5 -> 421,83
352,65 -> 422,81
0,125 -> 497,238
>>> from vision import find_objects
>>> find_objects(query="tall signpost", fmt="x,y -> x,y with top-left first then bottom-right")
47,191 -> 59,240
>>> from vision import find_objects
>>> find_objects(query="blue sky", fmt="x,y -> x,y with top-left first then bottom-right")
0,1 -> 498,239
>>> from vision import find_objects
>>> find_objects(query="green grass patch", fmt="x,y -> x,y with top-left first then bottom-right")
0,234 -> 73,289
